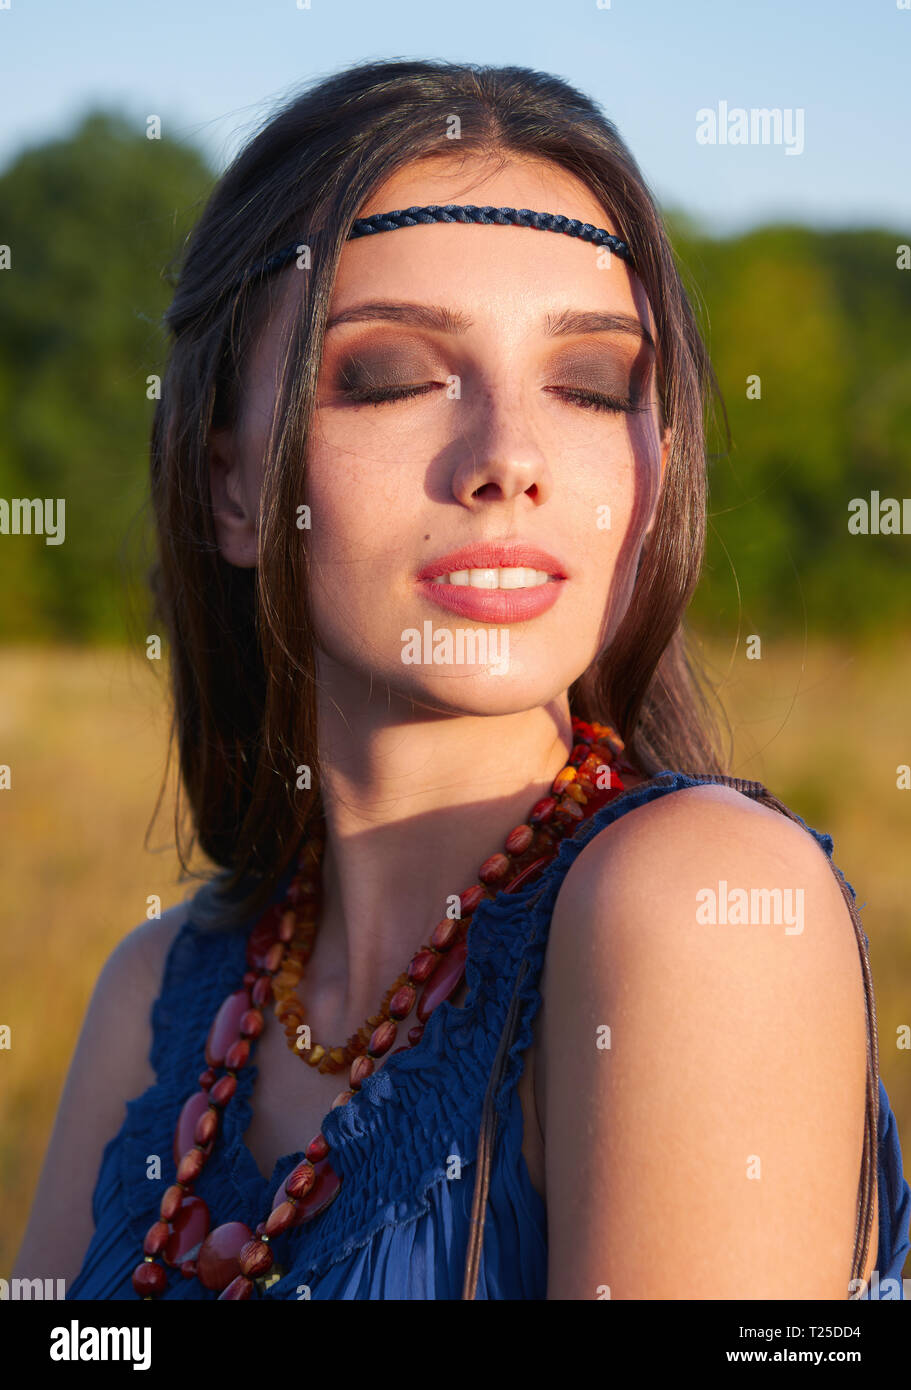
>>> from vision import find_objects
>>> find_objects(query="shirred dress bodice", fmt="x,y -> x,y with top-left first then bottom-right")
67,772 -> 911,1299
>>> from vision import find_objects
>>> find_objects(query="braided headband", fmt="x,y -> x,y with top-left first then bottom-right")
236,204 -> 634,291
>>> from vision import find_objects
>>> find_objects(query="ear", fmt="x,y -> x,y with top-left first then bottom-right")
209,426 -> 258,568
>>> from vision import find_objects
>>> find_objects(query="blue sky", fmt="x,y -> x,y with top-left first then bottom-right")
1,0 -> 908,235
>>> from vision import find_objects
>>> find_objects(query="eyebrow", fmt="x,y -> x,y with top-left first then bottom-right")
325,301 -> 655,353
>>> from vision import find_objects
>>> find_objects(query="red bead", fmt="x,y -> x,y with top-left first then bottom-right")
284,1159 -> 316,1200
406,949 -> 438,984
278,909 -> 296,942
264,1201 -> 298,1237
529,796 -> 556,824
160,1185 -> 184,1222
505,856 -> 552,894
349,1055 -> 374,1089
274,1157 -> 341,1225
143,1221 -> 170,1257
194,1107 -> 218,1147
263,941 -> 285,973
306,1134 -> 329,1164
198,1067 -> 217,1091
218,1275 -> 254,1300
176,1147 -> 206,1184
205,989 -> 251,1068
367,1020 -> 397,1056
429,918 -> 459,952
407,1023 -> 425,1046
240,1008 -> 264,1039
132,1260 -> 167,1297
417,939 -> 468,1023
388,984 -> 416,1020
225,1038 -> 250,1070
242,971 -> 257,988
504,824 -> 534,856
162,1195 -> 210,1266
174,1091 -> 215,1163
209,1073 -> 237,1107
238,1239 -> 273,1278
332,1089 -> 353,1108
251,974 -> 273,1007
180,1260 -> 197,1279
479,853 -> 510,885
245,907 -> 282,970
197,1221 -> 254,1292
459,885 -> 485,916
569,742 -> 590,764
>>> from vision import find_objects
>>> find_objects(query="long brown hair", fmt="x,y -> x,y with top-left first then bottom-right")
148,58 -> 731,923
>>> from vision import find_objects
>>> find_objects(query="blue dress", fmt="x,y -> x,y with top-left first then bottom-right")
67,772 -> 911,1300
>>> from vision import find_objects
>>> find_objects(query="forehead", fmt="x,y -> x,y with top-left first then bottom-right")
326,155 -> 655,339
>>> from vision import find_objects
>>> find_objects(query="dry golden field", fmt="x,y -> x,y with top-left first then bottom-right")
1,639 -> 909,1283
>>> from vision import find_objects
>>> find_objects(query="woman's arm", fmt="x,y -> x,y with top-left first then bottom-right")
11,901 -> 191,1290
540,784 -> 870,1299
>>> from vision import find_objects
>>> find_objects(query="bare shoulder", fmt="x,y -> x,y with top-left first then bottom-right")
539,782 -> 870,1298
12,897 -> 195,1288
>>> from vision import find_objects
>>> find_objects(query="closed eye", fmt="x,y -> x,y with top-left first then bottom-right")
339,383 -> 647,413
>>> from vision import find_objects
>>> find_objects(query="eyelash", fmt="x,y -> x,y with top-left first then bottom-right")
341,383 -> 644,414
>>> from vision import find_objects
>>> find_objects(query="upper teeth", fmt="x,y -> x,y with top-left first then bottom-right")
428,568 -> 554,588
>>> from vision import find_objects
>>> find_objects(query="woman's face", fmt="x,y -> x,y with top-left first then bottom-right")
212,155 -> 667,717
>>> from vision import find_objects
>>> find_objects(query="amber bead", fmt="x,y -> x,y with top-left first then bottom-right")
406,949 -> 438,984
251,974 -> 273,1007
551,766 -> 576,795
176,1147 -> 206,1184
197,1221 -> 253,1293
429,918 -> 459,952
367,1019 -> 397,1057
239,1008 -> 264,1039
349,1055 -> 374,1089
479,852 -> 510,885
555,795 -> 584,821
205,989 -> 251,1068
388,984 -> 416,1020
276,997 -> 304,1022
225,1038 -> 250,1070
565,782 -> 587,804
504,823 -> 533,856
218,1274 -> 253,1300
306,1044 -> 327,1068
417,939 -> 468,1024
194,1107 -> 218,1147
569,742 -> 590,764
238,1239 -> 273,1278
209,1073 -> 237,1107
407,1023 -> 425,1046
163,1195 -> 210,1266
198,1067 -> 217,1091
459,885 -> 485,916
264,1201 -> 298,1237
143,1221 -> 169,1257
284,1159 -> 316,1200
160,1184 -> 184,1222
174,1091 -> 215,1162
306,1133 -> 329,1164
132,1260 -> 167,1297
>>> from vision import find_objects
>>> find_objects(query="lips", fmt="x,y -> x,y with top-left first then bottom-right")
415,541 -> 568,623
415,541 -> 568,582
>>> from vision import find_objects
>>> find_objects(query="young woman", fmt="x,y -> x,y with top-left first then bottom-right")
15,58 -> 910,1300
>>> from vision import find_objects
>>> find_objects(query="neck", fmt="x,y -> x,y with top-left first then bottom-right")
307,690 -> 573,1021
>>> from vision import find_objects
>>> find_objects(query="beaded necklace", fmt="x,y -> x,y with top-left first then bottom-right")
132,717 -> 634,1298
